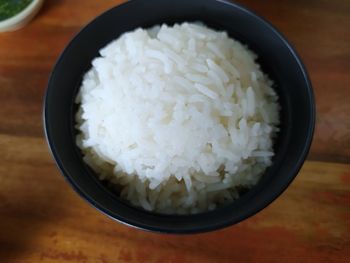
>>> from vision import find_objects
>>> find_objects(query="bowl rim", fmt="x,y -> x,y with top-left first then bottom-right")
43,0 -> 315,234
0,0 -> 44,32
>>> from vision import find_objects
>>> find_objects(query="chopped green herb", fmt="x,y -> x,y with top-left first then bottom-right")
0,0 -> 33,21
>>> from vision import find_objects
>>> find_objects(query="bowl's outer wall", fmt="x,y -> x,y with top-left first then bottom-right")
44,0 -> 315,233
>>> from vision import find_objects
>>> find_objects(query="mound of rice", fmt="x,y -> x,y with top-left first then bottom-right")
75,22 -> 280,214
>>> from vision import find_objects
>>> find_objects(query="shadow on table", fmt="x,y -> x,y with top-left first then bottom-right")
37,0 -> 62,17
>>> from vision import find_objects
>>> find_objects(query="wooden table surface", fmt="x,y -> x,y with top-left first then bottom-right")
0,0 -> 349,262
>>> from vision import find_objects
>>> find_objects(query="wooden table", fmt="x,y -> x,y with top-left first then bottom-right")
0,0 -> 349,262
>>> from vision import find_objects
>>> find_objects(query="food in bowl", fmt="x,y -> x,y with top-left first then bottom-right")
75,22 -> 280,214
0,0 -> 44,32
0,0 -> 33,21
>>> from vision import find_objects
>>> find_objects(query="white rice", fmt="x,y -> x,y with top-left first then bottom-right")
75,22 -> 280,214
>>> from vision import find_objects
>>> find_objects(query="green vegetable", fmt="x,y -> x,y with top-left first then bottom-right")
0,0 -> 33,21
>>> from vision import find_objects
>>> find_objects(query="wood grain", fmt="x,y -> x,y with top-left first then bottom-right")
0,0 -> 349,262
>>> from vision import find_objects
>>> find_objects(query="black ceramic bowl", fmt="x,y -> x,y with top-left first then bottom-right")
44,0 -> 315,233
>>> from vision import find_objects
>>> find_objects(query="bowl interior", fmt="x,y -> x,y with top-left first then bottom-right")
44,0 -> 314,233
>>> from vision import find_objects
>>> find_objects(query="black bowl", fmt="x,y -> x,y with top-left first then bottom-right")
44,0 -> 315,233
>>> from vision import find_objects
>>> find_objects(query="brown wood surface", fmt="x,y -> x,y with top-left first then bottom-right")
0,0 -> 349,262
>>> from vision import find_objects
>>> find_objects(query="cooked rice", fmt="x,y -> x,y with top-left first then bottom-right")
75,22 -> 280,214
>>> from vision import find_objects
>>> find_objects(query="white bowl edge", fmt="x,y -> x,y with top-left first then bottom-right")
0,0 -> 45,32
